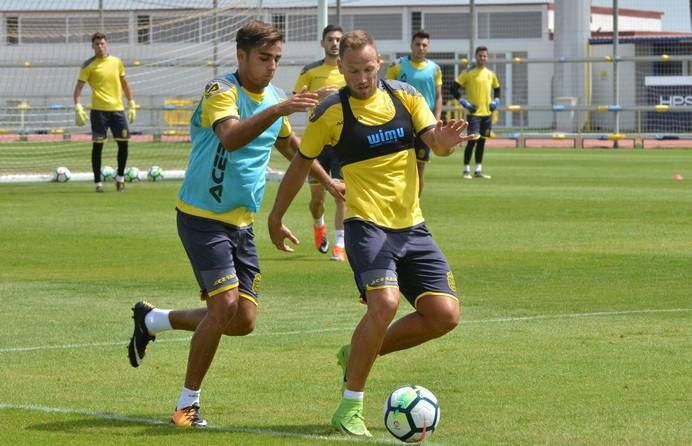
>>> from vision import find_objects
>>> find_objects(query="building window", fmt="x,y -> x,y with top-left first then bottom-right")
411,11 -> 422,36
6,16 -> 18,45
287,14 -> 317,42
424,13 -> 470,39
137,15 -> 150,44
272,13 -> 286,37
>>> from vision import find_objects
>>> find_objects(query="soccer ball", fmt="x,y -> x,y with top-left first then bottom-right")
55,166 -> 71,183
383,385 -> 440,443
124,166 -> 140,182
147,165 -> 164,181
101,165 -> 115,182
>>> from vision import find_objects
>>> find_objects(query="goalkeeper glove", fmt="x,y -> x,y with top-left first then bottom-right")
459,98 -> 477,113
127,99 -> 137,124
490,98 -> 501,111
74,103 -> 88,126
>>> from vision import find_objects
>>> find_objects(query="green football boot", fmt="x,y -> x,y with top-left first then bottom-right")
331,398 -> 372,437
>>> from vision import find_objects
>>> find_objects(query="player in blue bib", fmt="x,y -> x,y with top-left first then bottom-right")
386,30 -> 443,195
126,20 -> 341,428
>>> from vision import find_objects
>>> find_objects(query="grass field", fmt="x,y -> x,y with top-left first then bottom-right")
1,148 -> 691,445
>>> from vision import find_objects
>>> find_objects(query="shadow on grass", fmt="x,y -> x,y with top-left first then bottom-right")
26,417 -> 380,442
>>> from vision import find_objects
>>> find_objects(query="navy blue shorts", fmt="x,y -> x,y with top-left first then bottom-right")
414,136 -> 431,162
308,147 -> 343,185
90,110 -> 129,142
176,211 -> 261,304
344,220 -> 458,307
467,115 -> 493,138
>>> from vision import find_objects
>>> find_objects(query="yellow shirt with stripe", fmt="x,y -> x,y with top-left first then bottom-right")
455,66 -> 500,116
177,82 -> 292,227
293,60 -> 346,93
78,55 -> 126,111
300,84 -> 436,230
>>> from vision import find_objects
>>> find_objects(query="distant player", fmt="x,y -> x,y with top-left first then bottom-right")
452,45 -> 500,179
73,32 -> 136,192
293,24 -> 348,261
386,29 -> 442,195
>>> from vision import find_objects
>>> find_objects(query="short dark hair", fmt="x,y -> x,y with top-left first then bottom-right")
339,30 -> 375,59
236,20 -> 283,53
412,30 -> 430,42
322,24 -> 344,40
475,46 -> 488,56
91,32 -> 107,43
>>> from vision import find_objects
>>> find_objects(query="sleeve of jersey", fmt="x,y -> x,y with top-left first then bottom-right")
204,87 -> 239,127
492,73 -> 501,89
398,90 -> 436,136
78,66 -> 90,83
293,71 -> 310,93
299,111 -> 332,159
435,66 -> 443,87
278,116 -> 292,138
385,63 -> 399,80
118,58 -> 126,77
455,72 -> 466,87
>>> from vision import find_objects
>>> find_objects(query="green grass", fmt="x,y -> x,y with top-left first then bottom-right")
1,148 -> 691,445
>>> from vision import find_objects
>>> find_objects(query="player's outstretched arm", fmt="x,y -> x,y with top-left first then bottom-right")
422,119 -> 476,157
267,153 -> 315,252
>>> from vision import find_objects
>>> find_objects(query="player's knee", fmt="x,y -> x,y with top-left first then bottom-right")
368,295 -> 399,325
224,316 -> 255,336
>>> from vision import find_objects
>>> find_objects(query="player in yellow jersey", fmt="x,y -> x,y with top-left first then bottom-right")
73,32 -> 136,192
293,25 -> 348,261
268,30 -> 474,437
385,29 -> 443,195
452,46 -> 501,179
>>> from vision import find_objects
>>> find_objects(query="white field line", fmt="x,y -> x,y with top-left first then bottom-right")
0,403 -> 403,445
1,308 -> 690,354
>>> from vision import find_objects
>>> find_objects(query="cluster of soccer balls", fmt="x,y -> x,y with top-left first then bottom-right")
384,384 -> 440,443
54,165 -> 165,183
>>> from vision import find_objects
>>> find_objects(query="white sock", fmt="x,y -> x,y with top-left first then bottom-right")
335,229 -> 345,248
475,164 -> 482,173
144,308 -> 172,335
343,389 -> 364,401
96,182 -> 103,187
177,386 -> 201,410
464,165 -> 470,173
116,175 -> 124,183
314,215 -> 325,227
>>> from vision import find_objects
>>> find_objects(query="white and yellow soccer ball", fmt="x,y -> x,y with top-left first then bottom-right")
147,165 -> 164,182
101,165 -> 115,182
124,166 -> 140,182
383,384 -> 440,443
55,166 -> 71,183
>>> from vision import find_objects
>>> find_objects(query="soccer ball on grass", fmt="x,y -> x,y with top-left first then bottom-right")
55,166 -> 71,183
101,165 -> 115,182
383,384 -> 440,443
147,165 -> 164,181
124,166 -> 140,182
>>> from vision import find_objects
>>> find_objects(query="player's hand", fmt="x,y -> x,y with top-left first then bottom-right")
431,119 -> 475,156
315,86 -> 338,100
325,179 -> 346,202
267,214 -> 300,252
127,99 -> 137,123
459,98 -> 477,113
74,103 -> 88,126
489,98 -> 500,111
278,88 -> 319,116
